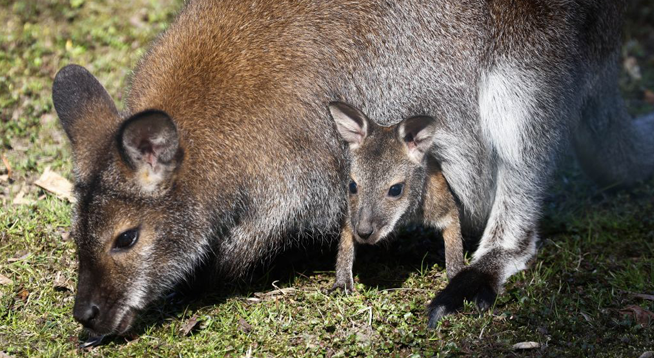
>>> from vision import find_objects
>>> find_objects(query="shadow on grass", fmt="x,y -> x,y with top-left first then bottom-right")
354,226 -> 474,289
79,225 -> 467,347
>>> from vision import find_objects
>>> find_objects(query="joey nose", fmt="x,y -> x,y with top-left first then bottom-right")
357,228 -> 374,240
73,302 -> 100,328
356,207 -> 374,241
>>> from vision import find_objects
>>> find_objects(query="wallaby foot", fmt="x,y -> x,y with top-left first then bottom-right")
329,276 -> 356,294
427,267 -> 497,328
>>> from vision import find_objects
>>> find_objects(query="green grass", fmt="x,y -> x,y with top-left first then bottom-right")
1,1 -> 653,357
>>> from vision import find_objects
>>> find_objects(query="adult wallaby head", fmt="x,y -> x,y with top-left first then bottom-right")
329,102 -> 437,244
53,65 -> 207,334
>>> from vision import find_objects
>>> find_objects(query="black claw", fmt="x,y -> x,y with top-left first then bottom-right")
427,267 -> 498,327
427,303 -> 453,328
473,281 -> 497,311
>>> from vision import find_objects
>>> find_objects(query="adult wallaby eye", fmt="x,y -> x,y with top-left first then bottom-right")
388,183 -> 404,198
349,180 -> 358,195
113,229 -> 139,250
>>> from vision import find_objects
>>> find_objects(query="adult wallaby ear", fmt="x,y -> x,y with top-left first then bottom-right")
328,102 -> 369,149
398,116 -> 437,164
52,64 -> 121,181
52,64 -> 119,145
118,110 -> 181,193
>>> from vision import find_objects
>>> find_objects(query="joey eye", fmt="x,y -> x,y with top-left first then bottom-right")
349,180 -> 358,194
113,229 -> 139,250
388,183 -> 404,198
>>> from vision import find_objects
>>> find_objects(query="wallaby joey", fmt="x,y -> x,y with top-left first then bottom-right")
328,102 -> 464,293
52,0 -> 653,334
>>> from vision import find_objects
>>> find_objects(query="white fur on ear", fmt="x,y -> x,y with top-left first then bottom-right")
398,116 -> 437,164
119,110 -> 180,193
328,102 -> 369,149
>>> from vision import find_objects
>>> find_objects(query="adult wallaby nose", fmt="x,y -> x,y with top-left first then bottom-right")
73,302 -> 100,328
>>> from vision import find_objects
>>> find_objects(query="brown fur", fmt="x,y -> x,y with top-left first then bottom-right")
423,164 -> 465,280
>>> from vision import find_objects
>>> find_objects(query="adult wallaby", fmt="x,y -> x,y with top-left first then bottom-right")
327,102 -> 464,293
52,0 -> 653,334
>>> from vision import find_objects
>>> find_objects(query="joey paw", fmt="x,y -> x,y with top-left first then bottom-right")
328,278 -> 356,294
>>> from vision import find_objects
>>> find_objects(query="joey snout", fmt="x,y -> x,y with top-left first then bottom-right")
352,207 -> 384,244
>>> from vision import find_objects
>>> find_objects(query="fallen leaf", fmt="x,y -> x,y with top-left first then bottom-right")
12,187 -> 33,206
624,56 -> 642,80
123,333 -> 140,345
639,351 -> 654,358
7,251 -> 29,263
0,351 -> 14,358
634,293 -> 654,301
180,314 -> 200,336
580,311 -> 593,323
242,346 -> 254,358
619,305 -> 654,327
39,113 -> 55,125
0,274 -> 13,286
253,287 -> 296,299
17,289 -> 29,302
129,10 -> 148,29
34,167 -> 76,203
644,90 -> 654,105
512,341 -> 540,350
1,154 -> 11,179
53,271 -> 73,292
238,318 -> 253,333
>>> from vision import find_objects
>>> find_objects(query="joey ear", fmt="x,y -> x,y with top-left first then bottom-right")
398,116 -> 437,164
118,110 -> 181,193
328,102 -> 370,149
52,64 -> 118,145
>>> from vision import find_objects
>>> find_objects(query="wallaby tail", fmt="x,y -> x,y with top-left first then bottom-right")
574,66 -> 654,188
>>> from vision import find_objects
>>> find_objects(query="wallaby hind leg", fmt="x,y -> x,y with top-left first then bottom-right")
574,64 -> 654,187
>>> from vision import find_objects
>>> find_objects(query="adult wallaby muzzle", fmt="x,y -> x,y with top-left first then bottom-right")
72,302 -> 99,329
